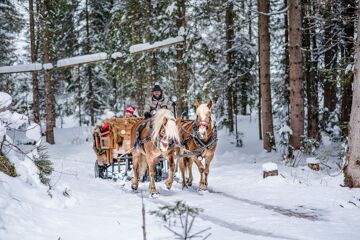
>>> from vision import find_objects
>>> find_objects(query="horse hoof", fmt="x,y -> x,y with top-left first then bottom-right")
165,181 -> 172,190
150,192 -> 159,198
199,184 -> 207,191
131,184 -> 138,190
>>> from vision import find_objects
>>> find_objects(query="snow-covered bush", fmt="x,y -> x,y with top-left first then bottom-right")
301,137 -> 320,156
278,125 -> 293,159
0,91 -> 52,184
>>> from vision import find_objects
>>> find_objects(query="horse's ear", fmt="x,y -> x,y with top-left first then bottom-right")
195,99 -> 201,109
207,100 -> 212,109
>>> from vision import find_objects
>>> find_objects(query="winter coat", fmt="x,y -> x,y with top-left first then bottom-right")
144,94 -> 173,115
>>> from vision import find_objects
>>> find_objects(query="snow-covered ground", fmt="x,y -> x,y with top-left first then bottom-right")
1,115 -> 360,240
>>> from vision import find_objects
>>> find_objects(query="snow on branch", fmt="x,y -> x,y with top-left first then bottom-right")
129,36 -> 184,54
56,53 -> 108,68
0,63 -> 42,74
257,5 -> 289,16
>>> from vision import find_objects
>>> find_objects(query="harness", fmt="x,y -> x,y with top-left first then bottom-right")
134,118 -> 176,151
178,121 -> 218,158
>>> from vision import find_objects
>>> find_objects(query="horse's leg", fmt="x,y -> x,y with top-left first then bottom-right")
192,156 -> 206,190
204,154 -> 214,188
186,157 -> 193,186
165,151 -> 175,190
131,152 -> 140,190
148,157 -> 158,196
179,156 -> 187,188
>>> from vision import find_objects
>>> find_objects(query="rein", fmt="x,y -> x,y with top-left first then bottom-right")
178,120 -> 218,158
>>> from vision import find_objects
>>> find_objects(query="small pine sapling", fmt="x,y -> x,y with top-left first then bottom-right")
150,201 -> 211,240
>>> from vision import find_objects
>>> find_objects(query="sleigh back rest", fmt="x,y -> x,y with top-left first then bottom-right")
103,117 -> 144,151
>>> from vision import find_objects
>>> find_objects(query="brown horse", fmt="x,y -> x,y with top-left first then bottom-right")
130,108 -> 180,197
177,100 -> 217,190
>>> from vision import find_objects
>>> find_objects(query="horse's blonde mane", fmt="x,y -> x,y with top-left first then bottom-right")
151,109 -> 180,143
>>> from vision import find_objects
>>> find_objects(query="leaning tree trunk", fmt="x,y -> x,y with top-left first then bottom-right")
29,0 -> 40,124
340,0 -> 356,135
41,0 -> 55,144
288,0 -> 304,149
226,2 -> 234,133
344,1 -> 360,187
258,0 -> 275,151
176,0 -> 188,118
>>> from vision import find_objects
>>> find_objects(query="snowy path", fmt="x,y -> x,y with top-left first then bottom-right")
2,116 -> 360,240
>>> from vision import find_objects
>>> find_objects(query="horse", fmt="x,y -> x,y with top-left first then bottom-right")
177,100 -> 217,191
130,108 -> 180,197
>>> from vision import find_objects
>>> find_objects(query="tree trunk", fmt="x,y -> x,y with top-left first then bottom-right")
258,0 -> 275,151
288,0 -> 304,149
323,1 -> 337,125
29,0 -> 40,124
343,1 -> 360,187
283,0 -> 290,124
226,2 -> 234,133
303,0 -> 320,140
340,0 -> 355,135
85,0 -> 95,126
41,0 -> 55,144
176,0 -> 188,118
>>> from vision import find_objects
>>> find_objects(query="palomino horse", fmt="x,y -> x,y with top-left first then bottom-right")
130,108 -> 180,197
177,100 -> 217,190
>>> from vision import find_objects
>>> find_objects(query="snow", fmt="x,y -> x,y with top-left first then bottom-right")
56,53 -> 108,68
26,123 -> 41,141
1,114 -> 360,240
129,36 -> 184,54
8,112 -> 28,128
279,125 -> 293,135
0,92 -> 12,109
306,157 -> 320,164
111,52 -> 123,59
262,162 -> 278,171
0,63 -> 42,74
42,63 -> 54,70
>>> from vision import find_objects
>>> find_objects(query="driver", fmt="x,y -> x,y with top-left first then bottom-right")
144,84 -> 172,119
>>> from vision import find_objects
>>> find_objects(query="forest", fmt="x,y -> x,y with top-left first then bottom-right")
1,0 -> 360,239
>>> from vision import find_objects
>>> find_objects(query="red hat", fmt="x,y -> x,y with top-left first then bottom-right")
125,106 -> 135,114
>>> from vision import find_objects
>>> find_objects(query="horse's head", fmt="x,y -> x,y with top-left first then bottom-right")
195,100 -> 214,140
151,109 -> 180,152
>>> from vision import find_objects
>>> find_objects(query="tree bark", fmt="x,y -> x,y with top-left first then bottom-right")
176,0 -> 188,118
29,0 -> 40,124
343,1 -> 360,187
303,0 -> 320,140
41,0 -> 55,144
340,0 -> 355,135
289,0 -> 304,149
85,0 -> 95,126
258,0 -> 275,151
226,2 -> 234,133
323,0 -> 337,125
283,0 -> 290,124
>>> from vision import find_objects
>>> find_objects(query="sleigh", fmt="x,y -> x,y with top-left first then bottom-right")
93,117 -> 143,179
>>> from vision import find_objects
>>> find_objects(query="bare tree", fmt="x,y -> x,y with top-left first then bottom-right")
176,0 -> 189,117
288,0 -> 304,149
29,0 -> 40,124
258,0 -> 275,151
343,1 -> 360,188
85,0 -> 95,126
41,0 -> 56,144
226,1 -> 234,133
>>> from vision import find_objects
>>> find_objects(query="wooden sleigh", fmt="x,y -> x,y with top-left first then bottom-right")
93,117 -> 144,179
